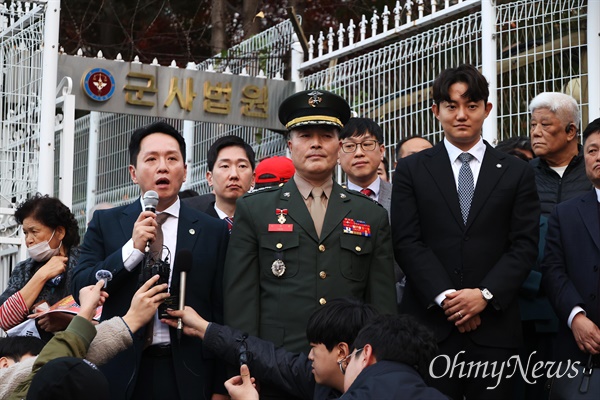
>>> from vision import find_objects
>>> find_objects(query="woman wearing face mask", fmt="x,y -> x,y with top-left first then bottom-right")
0,194 -> 80,333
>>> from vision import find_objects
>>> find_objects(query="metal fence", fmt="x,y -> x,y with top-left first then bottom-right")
0,0 -> 597,281
0,1 -> 46,285
301,0 -> 590,173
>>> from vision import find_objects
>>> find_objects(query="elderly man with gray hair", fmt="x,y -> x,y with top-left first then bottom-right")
518,92 -> 592,400
529,92 -> 591,216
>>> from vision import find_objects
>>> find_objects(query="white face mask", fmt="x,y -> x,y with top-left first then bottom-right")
27,230 -> 61,262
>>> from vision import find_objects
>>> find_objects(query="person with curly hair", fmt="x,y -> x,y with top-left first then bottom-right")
0,194 -> 80,334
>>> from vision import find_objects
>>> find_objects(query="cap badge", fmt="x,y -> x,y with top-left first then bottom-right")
307,90 -> 323,107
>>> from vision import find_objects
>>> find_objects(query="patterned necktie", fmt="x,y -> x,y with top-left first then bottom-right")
360,188 -> 375,198
224,216 -> 234,234
310,187 -> 326,238
150,212 -> 169,260
458,153 -> 475,225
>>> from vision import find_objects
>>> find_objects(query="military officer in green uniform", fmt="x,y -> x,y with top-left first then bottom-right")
223,90 -> 397,361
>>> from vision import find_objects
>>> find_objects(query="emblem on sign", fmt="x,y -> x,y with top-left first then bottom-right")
307,90 -> 323,107
272,259 -> 286,277
82,68 -> 116,101
276,208 -> 288,224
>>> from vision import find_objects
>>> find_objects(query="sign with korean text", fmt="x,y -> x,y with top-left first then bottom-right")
57,54 -> 295,131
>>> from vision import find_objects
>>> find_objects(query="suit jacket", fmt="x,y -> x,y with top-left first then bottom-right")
378,178 -> 392,221
392,141 -> 540,348
541,189 -> 600,363
71,199 -> 229,400
183,193 -> 219,219
339,361 -> 449,400
223,178 -> 397,353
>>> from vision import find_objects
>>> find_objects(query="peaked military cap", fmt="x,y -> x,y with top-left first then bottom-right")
278,90 -> 351,130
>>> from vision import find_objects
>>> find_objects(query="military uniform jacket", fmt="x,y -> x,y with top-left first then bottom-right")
223,178 -> 396,353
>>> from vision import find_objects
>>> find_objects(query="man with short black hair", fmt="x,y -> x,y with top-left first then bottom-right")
342,314 -> 448,399
339,118 -> 391,215
164,297 -> 377,400
73,121 -> 229,400
185,135 -> 255,229
223,90 -> 396,400
0,337 -> 44,368
392,64 -> 540,398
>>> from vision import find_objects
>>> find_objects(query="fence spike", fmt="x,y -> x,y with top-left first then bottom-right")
394,1 -> 401,28
308,34 -> 315,60
359,15 -> 367,41
370,10 -> 379,37
348,19 -> 356,45
318,31 -> 324,57
382,6 -> 390,31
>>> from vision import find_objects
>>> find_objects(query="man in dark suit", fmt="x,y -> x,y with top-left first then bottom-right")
339,117 -> 392,218
185,135 -> 255,228
392,64 -> 540,399
72,122 -> 229,400
224,90 -> 397,358
542,117 -> 600,365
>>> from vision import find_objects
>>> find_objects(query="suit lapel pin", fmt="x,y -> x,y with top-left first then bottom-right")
496,164 -> 502,168
340,193 -> 347,199
189,228 -> 195,235
283,192 -> 291,197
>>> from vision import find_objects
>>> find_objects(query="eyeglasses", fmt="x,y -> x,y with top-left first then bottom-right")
341,140 -> 379,153
337,347 -> 364,374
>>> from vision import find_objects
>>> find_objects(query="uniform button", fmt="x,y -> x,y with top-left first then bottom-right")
594,265 -> 598,272
276,243 -> 283,249
319,271 -> 327,279
319,244 -> 326,252
355,246 -> 361,252
464,236 -> 469,241
319,298 -> 327,305
591,294 -> 597,301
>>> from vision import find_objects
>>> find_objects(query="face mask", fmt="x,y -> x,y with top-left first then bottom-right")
27,230 -> 61,262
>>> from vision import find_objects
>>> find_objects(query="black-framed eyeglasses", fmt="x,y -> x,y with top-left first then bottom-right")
341,140 -> 379,153
337,347 -> 364,374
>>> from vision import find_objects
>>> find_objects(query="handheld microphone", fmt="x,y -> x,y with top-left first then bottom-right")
142,191 -> 159,252
174,249 -> 192,340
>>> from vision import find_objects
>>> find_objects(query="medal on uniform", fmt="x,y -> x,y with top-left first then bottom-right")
272,259 -> 286,277
276,208 -> 288,224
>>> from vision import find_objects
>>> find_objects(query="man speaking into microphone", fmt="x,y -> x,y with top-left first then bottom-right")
72,122 -> 230,400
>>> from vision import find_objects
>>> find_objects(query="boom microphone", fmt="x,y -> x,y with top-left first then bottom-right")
142,191 -> 159,252
174,249 -> 192,340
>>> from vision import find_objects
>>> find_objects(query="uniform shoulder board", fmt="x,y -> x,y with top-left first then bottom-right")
246,185 -> 281,196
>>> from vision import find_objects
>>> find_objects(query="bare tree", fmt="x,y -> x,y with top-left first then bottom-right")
211,0 -> 228,55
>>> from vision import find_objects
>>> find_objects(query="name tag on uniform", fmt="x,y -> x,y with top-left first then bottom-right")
268,224 -> 294,232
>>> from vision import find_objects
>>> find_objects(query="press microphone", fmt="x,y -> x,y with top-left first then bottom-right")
143,190 -> 159,213
174,249 -> 192,340
142,191 -> 159,252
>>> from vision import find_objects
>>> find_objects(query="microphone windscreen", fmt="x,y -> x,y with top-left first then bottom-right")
174,249 -> 193,274
143,190 -> 159,211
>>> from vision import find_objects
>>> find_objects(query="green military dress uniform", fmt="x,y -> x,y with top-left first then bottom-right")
223,177 -> 397,353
